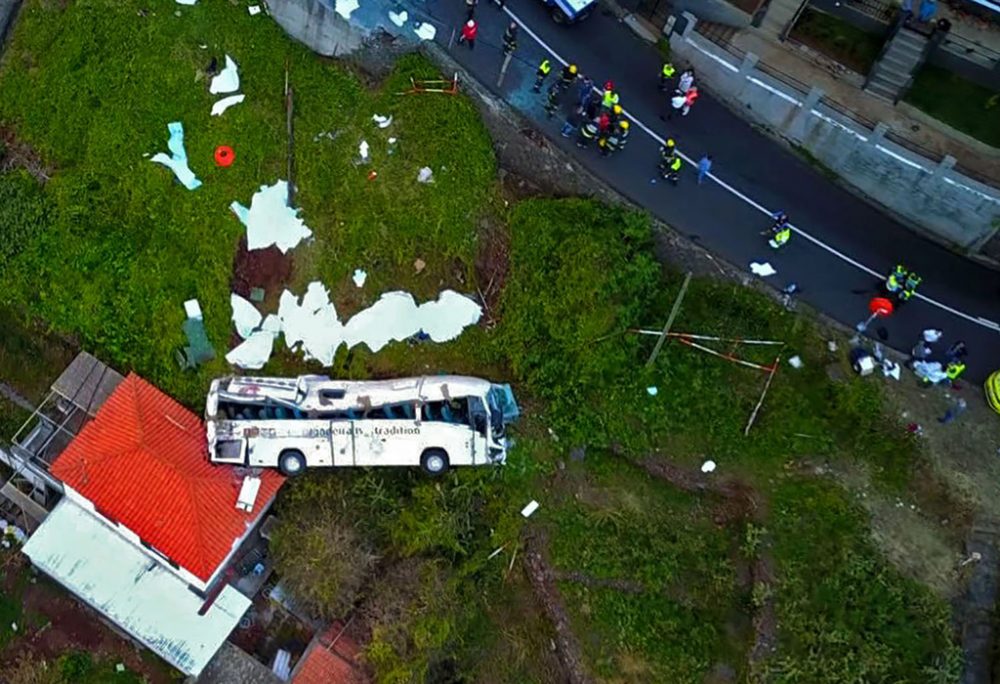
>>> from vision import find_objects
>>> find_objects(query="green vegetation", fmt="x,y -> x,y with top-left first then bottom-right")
906,65 -> 1000,147
0,1 -> 961,682
790,8 -> 886,74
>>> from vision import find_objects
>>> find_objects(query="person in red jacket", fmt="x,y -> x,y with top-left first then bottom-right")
459,19 -> 478,49
682,86 -> 699,116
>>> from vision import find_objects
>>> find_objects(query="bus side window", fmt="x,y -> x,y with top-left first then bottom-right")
468,397 -> 488,436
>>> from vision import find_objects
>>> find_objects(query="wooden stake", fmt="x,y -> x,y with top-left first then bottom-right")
645,272 -> 692,368
744,355 -> 780,436
286,80 -> 295,206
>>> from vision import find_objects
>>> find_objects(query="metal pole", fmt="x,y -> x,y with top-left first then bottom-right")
744,356 -> 780,436
645,272 -> 692,368
497,52 -> 513,87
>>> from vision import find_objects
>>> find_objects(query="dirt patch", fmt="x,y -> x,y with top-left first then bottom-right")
0,126 -> 52,183
1,557 -> 172,683
230,236 -> 294,306
523,532 -> 594,684
475,215 -> 509,327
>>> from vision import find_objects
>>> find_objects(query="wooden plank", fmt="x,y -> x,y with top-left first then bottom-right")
645,272 -> 693,368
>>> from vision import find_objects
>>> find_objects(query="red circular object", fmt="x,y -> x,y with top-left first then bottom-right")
214,145 -> 235,167
869,296 -> 894,317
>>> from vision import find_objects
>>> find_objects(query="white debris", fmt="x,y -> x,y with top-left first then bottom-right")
211,93 -> 245,117
209,55 -> 240,95
922,328 -> 943,343
750,261 -> 777,277
788,355 -> 803,369
352,269 -> 367,288
358,140 -> 370,161
248,4 -> 262,14
150,122 -> 201,190
230,180 -> 313,253
372,114 -> 393,128
414,22 -> 437,41
417,166 -> 434,183
335,0 -> 359,20
183,298 -> 203,320
882,359 -> 901,380
701,460 -> 716,473
389,10 -> 408,26
176,0 -> 197,5
521,500 -> 540,518
261,314 -> 282,334
827,340 -> 838,352
231,294 -> 263,339
225,330 -> 276,369
236,475 -> 262,513
646,386 -> 658,396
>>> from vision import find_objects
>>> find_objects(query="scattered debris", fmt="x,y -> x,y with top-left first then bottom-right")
231,293 -> 263,339
413,258 -> 426,274
913,360 -> 948,385
521,500 -> 540,518
115,664 -> 125,673
701,460 -> 717,473
749,261 -> 777,277
358,140 -> 370,162
183,299 -> 203,320
367,170 -> 378,181
389,10 -> 408,26
881,359 -> 901,380
487,545 -> 507,561
335,0 -> 360,20
788,355 -> 803,369
312,130 -> 338,142
150,122 -> 201,190
906,422 -> 924,436
225,330 -> 276,369
417,166 -> 434,183
372,114 -> 393,128
827,340 -> 838,353
387,137 -> 398,154
230,180 -> 313,253
646,386 -> 658,396
176,0 -> 196,5
923,328 -> 943,343
961,552 -> 983,567
414,22 -> 437,41
177,299 -> 216,369
211,93 -> 245,117
248,5 -> 261,15
352,269 -> 367,288
209,55 -> 240,95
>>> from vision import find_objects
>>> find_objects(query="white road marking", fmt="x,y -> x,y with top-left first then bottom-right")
499,6 -> 1000,334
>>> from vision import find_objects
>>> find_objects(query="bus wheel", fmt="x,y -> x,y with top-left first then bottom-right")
420,449 -> 449,476
278,450 -> 306,477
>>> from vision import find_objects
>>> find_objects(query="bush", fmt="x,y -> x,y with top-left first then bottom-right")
0,171 -> 50,275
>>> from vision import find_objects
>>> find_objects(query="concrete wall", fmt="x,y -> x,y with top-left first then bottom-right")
0,0 -> 22,50
268,0 -> 365,56
669,13 -> 1000,253
669,0 -> 751,28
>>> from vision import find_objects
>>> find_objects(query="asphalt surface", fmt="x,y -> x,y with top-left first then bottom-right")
399,0 -> 1000,381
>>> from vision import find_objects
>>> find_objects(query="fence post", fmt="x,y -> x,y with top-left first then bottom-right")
680,11 -> 697,38
786,85 -> 822,141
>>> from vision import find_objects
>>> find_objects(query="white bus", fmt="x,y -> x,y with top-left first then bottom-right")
205,375 -> 519,477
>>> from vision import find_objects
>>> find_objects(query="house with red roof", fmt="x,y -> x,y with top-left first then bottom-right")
21,369 -> 285,677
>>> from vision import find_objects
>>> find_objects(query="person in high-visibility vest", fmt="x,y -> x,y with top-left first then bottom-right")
576,120 -> 599,148
659,62 -> 676,91
885,263 -> 907,293
659,153 -> 682,185
558,63 -> 579,91
601,120 -> 630,157
767,210 -> 791,248
899,271 -> 922,301
985,370 -> 1000,414
945,360 -> 966,382
544,83 -> 561,118
601,81 -> 619,111
533,59 -> 552,93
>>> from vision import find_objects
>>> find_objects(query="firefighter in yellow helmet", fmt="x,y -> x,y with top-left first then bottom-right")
558,63 -> 579,91
601,120 -> 630,157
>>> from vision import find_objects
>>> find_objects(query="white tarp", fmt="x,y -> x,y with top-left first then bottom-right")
150,122 -> 201,190
23,499 -> 250,677
414,23 -> 437,41
230,293 -> 262,339
209,55 -> 240,95
335,0 -> 360,19
211,94 -> 245,117
230,180 -> 313,253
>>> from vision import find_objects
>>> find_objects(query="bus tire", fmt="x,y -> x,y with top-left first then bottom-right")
550,7 -> 568,23
278,450 -> 306,477
420,449 -> 449,476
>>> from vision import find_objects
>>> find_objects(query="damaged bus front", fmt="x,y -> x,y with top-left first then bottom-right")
205,375 -> 519,477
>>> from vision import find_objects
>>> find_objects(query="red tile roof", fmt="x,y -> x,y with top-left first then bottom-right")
293,627 -> 367,684
50,373 -> 284,582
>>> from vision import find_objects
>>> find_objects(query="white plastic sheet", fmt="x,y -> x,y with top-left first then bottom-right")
335,0 -> 360,20
150,122 -> 202,190
352,269 -> 367,288
225,331 -> 276,370
372,114 -> 393,128
229,180 -> 313,253
750,261 -> 777,277
414,23 -> 437,41
211,94 -> 245,117
230,294 -> 262,339
389,10 -> 408,26
209,55 -> 240,95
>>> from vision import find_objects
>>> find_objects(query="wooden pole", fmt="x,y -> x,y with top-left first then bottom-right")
497,51 -> 513,87
286,78 -> 295,206
645,272 -> 692,368
744,356 -> 780,436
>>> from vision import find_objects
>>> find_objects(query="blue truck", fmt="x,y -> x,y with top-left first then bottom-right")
544,0 -> 597,23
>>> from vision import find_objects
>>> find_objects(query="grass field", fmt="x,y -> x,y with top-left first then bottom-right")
0,1 -> 963,681
906,65 -> 1000,148
789,8 -> 886,74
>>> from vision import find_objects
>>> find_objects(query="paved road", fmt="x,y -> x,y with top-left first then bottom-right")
395,0 -> 1000,382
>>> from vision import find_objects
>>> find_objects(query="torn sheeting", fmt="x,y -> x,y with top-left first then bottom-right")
231,294 -> 262,339
750,261 -> 776,277
225,331 -> 276,370
211,94 -> 245,117
261,314 -> 282,334
417,167 -> 433,183
414,22 -> 437,41
701,460 -> 716,473
352,269 -> 367,288
209,55 -> 240,95
372,114 -> 393,128
230,180 -> 313,253
389,10 -> 408,26
176,0 -> 197,5
358,140 -> 370,161
150,122 -> 202,190
335,0 -> 360,20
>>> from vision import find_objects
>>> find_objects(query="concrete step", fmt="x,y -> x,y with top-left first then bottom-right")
760,0 -> 805,36
872,64 -> 911,85
886,42 -> 925,61
864,83 -> 899,102
881,52 -> 920,72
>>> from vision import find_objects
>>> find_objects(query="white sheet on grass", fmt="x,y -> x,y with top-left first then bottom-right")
231,294 -> 262,339
150,122 -> 202,190
225,331 -> 276,370
211,94 -> 245,117
229,180 -> 313,253
210,55 -> 240,95
335,0 -> 360,19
